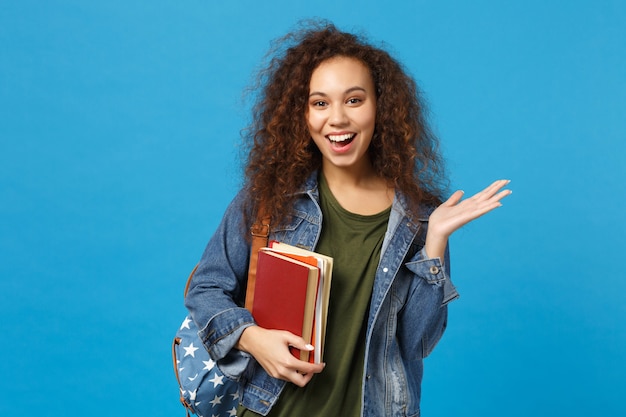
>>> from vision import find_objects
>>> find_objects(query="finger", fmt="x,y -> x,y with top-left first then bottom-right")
443,190 -> 464,207
478,186 -> 512,208
287,337 -> 314,352
492,188 -> 512,203
288,362 -> 326,387
284,333 -> 315,355
285,336 -> 325,373
470,180 -> 510,202
485,179 -> 511,196
467,192 -> 512,220
289,369 -> 314,387
296,360 -> 326,375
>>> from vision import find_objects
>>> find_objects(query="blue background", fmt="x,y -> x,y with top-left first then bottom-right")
1,1 -> 624,415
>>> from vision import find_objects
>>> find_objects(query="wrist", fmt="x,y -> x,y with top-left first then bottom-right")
424,235 -> 448,261
236,325 -> 260,353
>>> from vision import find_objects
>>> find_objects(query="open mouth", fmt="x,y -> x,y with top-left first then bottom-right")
327,133 -> 356,146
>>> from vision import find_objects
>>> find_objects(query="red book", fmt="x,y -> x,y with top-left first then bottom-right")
266,242 -> 333,364
251,250 -> 320,361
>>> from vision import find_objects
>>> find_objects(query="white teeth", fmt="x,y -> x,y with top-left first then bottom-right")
327,133 -> 355,142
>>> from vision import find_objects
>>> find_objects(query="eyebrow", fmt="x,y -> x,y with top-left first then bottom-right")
308,86 -> 367,97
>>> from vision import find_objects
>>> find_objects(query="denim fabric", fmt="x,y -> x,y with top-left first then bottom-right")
185,173 -> 458,416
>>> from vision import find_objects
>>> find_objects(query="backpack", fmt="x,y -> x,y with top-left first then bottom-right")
172,266 -> 240,417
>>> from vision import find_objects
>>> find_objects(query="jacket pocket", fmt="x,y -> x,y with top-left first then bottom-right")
270,209 -> 320,247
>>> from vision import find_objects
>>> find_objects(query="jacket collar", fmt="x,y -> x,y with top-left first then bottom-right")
297,170 -> 432,223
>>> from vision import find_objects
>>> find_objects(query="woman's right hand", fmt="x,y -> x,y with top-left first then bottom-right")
236,325 -> 326,387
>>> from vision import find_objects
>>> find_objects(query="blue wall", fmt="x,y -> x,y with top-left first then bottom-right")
1,1 -> 624,415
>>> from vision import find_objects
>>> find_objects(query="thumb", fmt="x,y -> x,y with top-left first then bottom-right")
443,190 -> 464,206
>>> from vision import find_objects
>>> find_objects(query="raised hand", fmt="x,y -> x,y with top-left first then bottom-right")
424,179 -> 512,260
236,325 -> 326,387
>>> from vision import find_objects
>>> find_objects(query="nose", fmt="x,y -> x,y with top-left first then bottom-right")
329,104 -> 348,126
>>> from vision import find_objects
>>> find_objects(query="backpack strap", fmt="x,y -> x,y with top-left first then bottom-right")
244,211 -> 270,311
172,335 -> 193,417
182,264 -> 199,298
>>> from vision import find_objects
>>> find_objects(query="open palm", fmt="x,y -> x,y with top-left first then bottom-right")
425,179 -> 512,260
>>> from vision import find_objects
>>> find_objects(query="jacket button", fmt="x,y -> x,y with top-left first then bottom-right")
429,265 -> 439,275
382,267 -> 388,273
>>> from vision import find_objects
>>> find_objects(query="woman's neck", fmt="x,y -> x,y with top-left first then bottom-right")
321,162 -> 394,215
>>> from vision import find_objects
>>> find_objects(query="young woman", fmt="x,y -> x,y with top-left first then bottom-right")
185,22 -> 511,417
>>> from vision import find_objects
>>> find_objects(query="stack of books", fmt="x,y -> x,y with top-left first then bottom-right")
249,241 -> 333,364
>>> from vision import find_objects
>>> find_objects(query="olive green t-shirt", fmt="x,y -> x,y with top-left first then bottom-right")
240,175 -> 390,417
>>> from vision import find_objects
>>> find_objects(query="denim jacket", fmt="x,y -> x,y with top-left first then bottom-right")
185,173 -> 459,417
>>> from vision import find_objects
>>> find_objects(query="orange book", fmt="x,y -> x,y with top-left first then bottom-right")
251,250 -> 319,361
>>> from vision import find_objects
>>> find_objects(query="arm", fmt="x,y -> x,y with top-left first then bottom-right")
184,190 -> 256,378
185,190 -> 324,385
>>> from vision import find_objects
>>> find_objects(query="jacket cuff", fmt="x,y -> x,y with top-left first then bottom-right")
198,307 -> 256,379
414,248 -> 459,306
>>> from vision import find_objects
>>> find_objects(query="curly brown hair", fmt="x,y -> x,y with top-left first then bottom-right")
241,21 -> 447,227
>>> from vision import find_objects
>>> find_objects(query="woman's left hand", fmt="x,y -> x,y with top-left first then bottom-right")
424,179 -> 512,260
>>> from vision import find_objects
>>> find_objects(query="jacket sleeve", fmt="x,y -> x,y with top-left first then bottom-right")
184,189 -> 257,379
402,243 -> 458,358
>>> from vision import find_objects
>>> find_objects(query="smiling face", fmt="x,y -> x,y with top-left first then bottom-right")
306,56 -> 377,176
